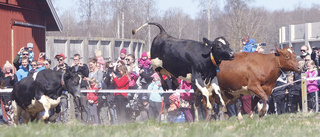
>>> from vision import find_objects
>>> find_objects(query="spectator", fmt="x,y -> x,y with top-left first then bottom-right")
135,95 -> 150,122
70,54 -> 90,123
167,93 -> 185,123
1,61 -> 17,88
117,48 -> 127,64
270,72 -> 288,115
138,52 -> 152,74
103,61 -> 116,89
179,80 -> 194,122
112,64 -> 129,124
19,43 -> 34,62
87,78 -> 99,125
0,61 -> 16,124
161,75 -> 173,122
306,60 -> 318,112
147,72 -> 162,122
84,58 -> 103,84
53,53 -> 69,72
242,38 -> 255,53
139,65 -> 154,89
311,46 -> 319,67
126,54 -> 140,89
300,45 -> 310,60
0,61 -> 17,114
256,46 -> 264,54
44,59 -> 52,69
126,54 -> 140,74
287,72 -> 303,113
100,61 -> 117,124
25,43 -> 34,62
16,58 -> 31,81
28,60 -> 38,76
13,48 -> 30,70
240,37 -> 255,115
53,53 -> 69,122
95,49 -> 105,71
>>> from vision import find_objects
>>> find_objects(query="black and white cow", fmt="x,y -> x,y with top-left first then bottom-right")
132,22 -> 235,110
11,69 -> 81,125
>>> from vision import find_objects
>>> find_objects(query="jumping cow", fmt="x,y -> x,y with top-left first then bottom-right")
200,47 -> 299,120
11,69 -> 82,125
132,22 -> 235,110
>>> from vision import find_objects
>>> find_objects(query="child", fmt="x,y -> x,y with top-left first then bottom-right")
138,52 -> 152,73
20,43 -> 34,62
95,49 -> 105,71
87,78 -> 99,125
306,60 -> 318,112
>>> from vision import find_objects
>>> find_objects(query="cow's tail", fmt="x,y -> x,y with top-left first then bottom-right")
132,22 -> 166,35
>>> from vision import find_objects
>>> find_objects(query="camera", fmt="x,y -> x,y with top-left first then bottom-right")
24,47 -> 29,51
260,43 -> 267,46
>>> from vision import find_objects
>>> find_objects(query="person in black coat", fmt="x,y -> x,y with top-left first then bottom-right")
99,61 -> 116,124
69,54 -> 90,123
270,72 -> 288,115
287,72 -> 302,113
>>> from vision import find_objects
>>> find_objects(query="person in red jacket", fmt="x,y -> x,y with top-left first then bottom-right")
112,64 -> 129,123
87,78 -> 99,125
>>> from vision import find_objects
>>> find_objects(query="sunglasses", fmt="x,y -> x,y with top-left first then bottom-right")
23,53 -> 29,55
301,50 -> 306,52
58,59 -> 63,61
31,64 -> 37,66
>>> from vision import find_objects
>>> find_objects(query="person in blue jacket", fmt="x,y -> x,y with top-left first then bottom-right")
242,38 -> 256,53
16,58 -> 31,81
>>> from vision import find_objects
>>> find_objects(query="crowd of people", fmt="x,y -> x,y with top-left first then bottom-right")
0,44 -> 195,125
0,40 -> 319,125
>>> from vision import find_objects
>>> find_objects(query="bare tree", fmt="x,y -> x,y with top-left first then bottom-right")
78,0 -> 94,37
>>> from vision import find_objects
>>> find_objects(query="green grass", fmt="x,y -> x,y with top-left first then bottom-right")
1,112 -> 320,137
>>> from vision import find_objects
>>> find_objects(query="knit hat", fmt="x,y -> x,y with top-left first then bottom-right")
142,52 -> 148,57
27,43 -> 33,48
120,48 -> 126,55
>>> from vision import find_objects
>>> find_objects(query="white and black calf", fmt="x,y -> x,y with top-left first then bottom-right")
11,69 -> 81,125
133,22 -> 235,111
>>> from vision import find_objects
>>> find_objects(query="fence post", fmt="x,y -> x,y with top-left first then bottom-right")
301,73 -> 308,112
315,91 -> 319,112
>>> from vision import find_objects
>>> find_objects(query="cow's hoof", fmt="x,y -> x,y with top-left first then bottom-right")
42,114 -> 49,120
258,111 -> 266,118
237,113 -> 243,121
249,113 -> 254,119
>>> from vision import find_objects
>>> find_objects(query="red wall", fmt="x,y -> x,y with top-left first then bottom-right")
0,0 -> 46,71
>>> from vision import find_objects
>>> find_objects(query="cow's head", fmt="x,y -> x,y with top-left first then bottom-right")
276,46 -> 300,72
203,37 -> 235,66
63,70 -> 82,98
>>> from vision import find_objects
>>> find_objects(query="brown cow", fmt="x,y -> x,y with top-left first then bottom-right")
195,47 -> 300,121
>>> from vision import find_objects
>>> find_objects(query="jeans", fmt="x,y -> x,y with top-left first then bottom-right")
109,106 -> 118,124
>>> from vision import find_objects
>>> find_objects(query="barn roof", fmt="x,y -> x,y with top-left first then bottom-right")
37,0 -> 63,31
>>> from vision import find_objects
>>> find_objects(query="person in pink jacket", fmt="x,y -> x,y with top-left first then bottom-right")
306,60 -> 318,111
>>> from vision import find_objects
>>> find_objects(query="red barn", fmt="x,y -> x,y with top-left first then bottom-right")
0,0 -> 62,71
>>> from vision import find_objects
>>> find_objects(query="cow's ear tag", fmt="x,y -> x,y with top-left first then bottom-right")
216,67 -> 220,73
